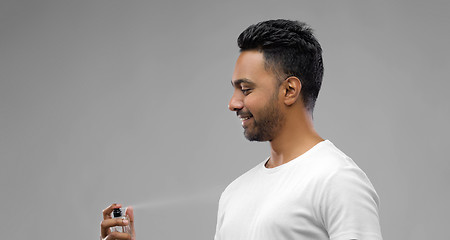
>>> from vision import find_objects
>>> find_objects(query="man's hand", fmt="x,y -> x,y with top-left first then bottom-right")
100,203 -> 136,240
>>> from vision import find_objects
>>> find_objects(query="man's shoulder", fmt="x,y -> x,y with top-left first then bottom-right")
300,140 -> 358,173
311,141 -> 376,193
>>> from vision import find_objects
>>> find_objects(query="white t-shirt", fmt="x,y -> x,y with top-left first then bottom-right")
214,140 -> 382,240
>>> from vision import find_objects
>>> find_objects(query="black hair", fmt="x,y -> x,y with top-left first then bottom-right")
237,19 -> 324,113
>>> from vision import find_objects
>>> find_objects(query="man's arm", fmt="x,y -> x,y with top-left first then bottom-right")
320,166 -> 383,240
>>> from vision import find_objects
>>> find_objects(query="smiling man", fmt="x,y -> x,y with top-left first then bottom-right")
214,20 -> 383,240
99,19 -> 382,240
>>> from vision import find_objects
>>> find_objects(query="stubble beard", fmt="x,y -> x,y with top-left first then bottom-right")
243,93 -> 284,142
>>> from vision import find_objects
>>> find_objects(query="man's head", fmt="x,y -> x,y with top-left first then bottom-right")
237,19 -> 323,114
229,19 -> 323,142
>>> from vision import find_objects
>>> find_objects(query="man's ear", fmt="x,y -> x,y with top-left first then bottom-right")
282,76 -> 301,106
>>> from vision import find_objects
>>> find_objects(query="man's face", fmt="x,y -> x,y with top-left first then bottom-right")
229,50 -> 284,141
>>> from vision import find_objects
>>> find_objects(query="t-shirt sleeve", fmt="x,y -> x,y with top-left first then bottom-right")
319,166 -> 383,240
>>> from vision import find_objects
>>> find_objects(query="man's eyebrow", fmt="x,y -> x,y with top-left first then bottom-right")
231,78 -> 255,87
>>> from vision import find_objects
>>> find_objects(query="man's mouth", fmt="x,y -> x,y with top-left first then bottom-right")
239,115 -> 253,126
239,116 -> 252,121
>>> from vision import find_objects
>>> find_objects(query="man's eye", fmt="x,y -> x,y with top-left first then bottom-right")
241,89 -> 251,95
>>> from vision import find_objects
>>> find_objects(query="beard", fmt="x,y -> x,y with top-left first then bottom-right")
243,94 -> 284,142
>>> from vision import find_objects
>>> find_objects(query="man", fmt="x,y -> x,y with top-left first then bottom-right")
215,19 -> 382,240
100,19 -> 382,240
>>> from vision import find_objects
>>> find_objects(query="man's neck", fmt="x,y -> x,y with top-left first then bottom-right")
266,109 -> 324,169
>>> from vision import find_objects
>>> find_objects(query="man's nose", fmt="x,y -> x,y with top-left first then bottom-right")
228,92 -> 243,111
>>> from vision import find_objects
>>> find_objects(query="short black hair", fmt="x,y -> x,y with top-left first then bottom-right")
237,19 -> 324,113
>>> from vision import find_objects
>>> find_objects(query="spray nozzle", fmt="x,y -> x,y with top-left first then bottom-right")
112,208 -> 123,218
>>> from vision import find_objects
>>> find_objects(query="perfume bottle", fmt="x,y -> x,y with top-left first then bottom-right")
111,208 -> 131,234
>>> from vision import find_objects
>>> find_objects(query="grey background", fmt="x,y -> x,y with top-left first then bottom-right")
1,0 -> 449,239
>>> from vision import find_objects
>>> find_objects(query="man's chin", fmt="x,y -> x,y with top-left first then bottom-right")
244,130 -> 268,142
243,130 -> 256,141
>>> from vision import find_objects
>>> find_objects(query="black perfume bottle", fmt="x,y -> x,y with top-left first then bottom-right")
111,208 -> 131,234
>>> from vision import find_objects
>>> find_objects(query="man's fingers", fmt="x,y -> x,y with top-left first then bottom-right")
125,206 -> 136,240
103,203 -> 122,220
100,218 -> 130,238
103,231 -> 132,240
101,218 -> 130,228
101,204 -> 133,240
125,206 -> 134,222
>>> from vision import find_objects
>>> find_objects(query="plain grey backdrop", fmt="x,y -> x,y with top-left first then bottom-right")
1,0 -> 449,239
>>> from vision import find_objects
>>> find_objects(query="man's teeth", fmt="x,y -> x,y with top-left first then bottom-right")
240,116 -> 251,121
